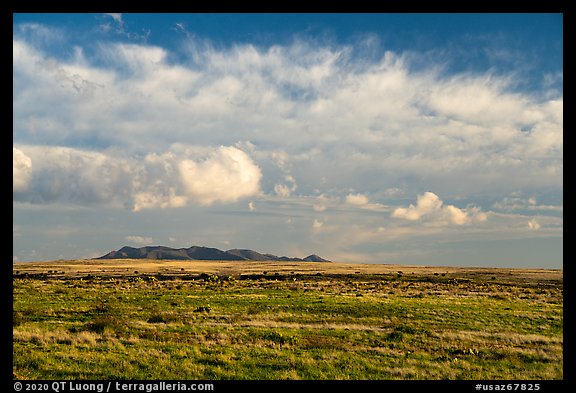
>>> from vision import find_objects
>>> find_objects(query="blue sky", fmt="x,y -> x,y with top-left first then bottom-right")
13,13 -> 563,267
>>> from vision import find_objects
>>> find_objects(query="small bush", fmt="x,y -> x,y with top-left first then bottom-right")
85,315 -> 127,335
394,325 -> 419,335
85,316 -> 114,334
247,305 -> 261,315
199,273 -> 220,283
13,311 -> 29,327
385,331 -> 404,342
385,325 -> 422,342
264,331 -> 298,345
194,305 -> 212,313
147,314 -> 168,324
147,312 -> 178,324
94,300 -> 111,314
447,347 -> 480,356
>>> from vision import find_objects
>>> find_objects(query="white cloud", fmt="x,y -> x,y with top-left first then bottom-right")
425,75 -> 525,125
444,205 -> 469,225
125,235 -> 153,245
392,192 -> 443,221
98,14 -> 150,42
391,192 -> 484,226
274,175 -> 297,198
13,34 -> 562,201
12,146 -> 129,205
179,146 -> 262,206
104,13 -> 123,25
313,195 -> 328,212
527,218 -> 541,230
13,148 -> 32,192
132,189 -> 188,212
12,22 -> 562,266
466,206 -> 488,223
493,194 -> 563,212
13,144 -> 261,209
345,193 -> 369,206
16,23 -> 64,44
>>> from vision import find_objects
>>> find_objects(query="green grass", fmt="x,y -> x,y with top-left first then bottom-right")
13,272 -> 562,380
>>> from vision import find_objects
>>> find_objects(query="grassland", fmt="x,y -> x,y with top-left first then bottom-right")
13,260 -> 562,380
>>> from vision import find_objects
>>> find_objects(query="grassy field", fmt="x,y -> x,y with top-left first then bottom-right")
13,260 -> 563,380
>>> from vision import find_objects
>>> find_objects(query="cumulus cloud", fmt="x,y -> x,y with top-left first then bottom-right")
13,32 -> 562,201
527,218 -> 541,230
132,190 -> 188,212
13,148 -> 32,192
12,21 -> 562,265
13,144 -> 261,210
345,193 -> 369,206
274,175 -> 298,198
392,192 -> 443,221
179,146 -> 262,206
443,205 -> 469,225
12,146 -> 130,205
391,192 -> 485,225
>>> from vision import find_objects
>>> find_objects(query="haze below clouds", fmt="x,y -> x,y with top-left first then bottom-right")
13,14 -> 563,267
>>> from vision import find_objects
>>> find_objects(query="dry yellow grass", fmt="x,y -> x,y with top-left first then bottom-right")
12,258 -> 562,284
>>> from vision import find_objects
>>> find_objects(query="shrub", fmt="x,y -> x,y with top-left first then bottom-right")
385,331 -> 404,342
264,331 -> 298,345
194,305 -> 212,313
147,314 -> 168,324
147,312 -> 178,324
85,316 -> 118,334
85,315 -> 127,335
94,299 -> 111,314
394,325 -> 419,335
385,325 -> 420,342
199,273 -> 220,283
13,311 -> 29,327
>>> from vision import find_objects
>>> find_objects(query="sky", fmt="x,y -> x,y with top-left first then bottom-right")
13,13 -> 563,268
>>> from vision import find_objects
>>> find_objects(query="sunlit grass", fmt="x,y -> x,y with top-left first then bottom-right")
13,268 -> 562,380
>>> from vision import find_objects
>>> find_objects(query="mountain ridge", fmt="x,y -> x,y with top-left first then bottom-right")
95,245 -> 330,262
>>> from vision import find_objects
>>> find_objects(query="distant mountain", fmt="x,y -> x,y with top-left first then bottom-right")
95,245 -> 330,262
226,249 -> 270,261
302,254 -> 330,262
